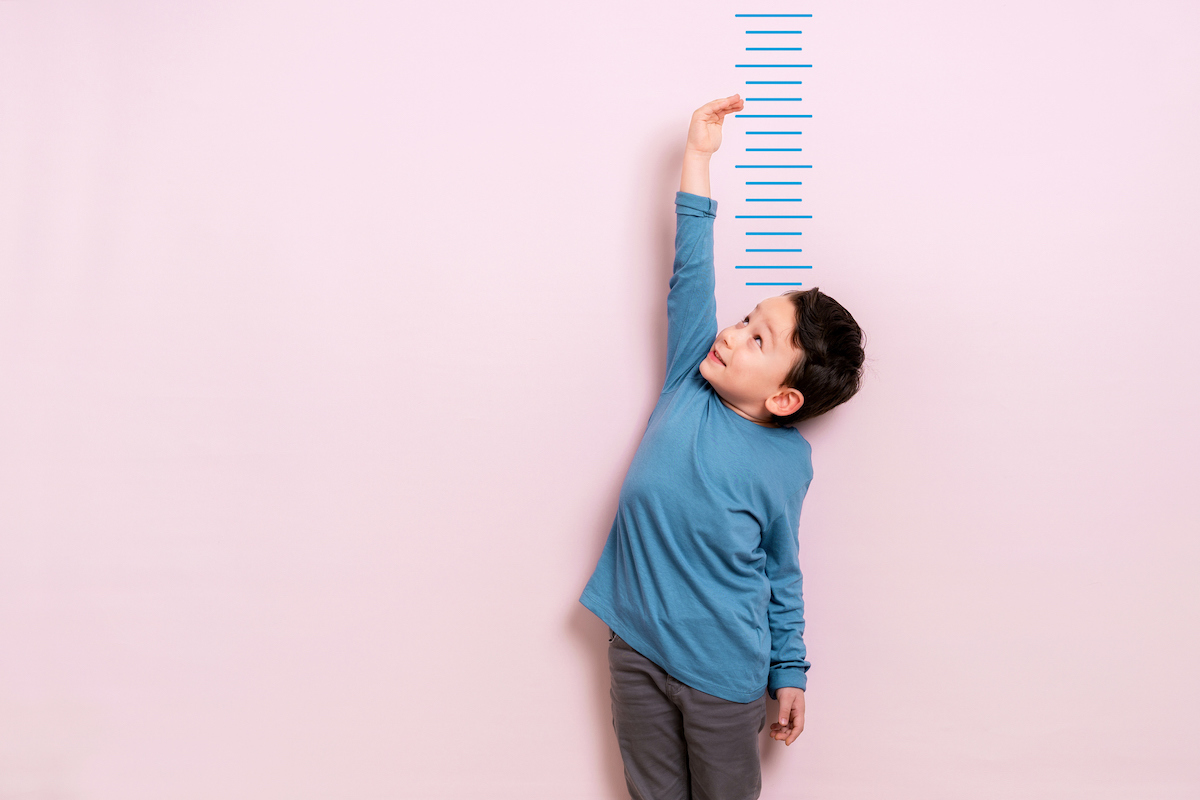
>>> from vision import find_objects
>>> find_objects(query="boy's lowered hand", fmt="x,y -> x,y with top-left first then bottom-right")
684,94 -> 744,156
770,687 -> 805,746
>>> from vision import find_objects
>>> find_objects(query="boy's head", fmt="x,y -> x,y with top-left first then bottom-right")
698,287 -> 865,427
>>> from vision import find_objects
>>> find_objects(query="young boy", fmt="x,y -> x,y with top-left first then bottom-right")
579,94 -> 866,800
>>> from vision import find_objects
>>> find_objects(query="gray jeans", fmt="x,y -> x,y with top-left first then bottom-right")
607,627 -> 767,800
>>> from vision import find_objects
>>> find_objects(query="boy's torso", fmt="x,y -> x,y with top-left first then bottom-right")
579,366 -> 812,702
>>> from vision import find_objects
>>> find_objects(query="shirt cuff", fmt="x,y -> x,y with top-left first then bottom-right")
675,191 -> 718,218
768,667 -> 808,699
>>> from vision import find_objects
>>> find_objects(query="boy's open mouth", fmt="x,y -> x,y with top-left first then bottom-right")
710,349 -> 725,366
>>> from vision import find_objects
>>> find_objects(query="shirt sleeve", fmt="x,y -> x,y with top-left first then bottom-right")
663,191 -> 719,395
762,483 -> 813,698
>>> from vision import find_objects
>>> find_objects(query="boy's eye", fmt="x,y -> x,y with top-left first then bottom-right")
741,316 -> 761,346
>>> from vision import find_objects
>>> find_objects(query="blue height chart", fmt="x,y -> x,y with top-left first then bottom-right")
734,12 -> 812,287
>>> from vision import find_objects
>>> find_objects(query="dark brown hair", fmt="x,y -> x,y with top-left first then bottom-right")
772,288 -> 865,426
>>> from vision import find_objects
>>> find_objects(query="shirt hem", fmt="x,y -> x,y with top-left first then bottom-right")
579,592 -> 767,705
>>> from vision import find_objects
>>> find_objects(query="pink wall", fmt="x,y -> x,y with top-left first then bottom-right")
2,1 -> 1198,798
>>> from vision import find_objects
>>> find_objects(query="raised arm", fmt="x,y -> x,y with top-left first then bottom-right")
661,95 -> 745,394
679,94 -> 744,197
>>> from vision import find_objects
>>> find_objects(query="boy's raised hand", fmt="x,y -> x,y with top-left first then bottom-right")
770,687 -> 806,746
685,94 -> 744,156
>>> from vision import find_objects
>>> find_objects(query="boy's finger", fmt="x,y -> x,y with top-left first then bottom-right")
785,710 -> 802,745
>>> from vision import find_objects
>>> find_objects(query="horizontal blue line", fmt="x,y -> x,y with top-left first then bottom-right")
735,265 -> 811,268
735,64 -> 813,68
746,132 -> 802,135
746,282 -> 804,285
746,231 -> 803,234
737,215 -> 812,219
747,47 -> 802,51
746,98 -> 802,101
746,199 -> 802,202
747,148 -> 802,152
745,81 -> 802,84
735,13 -> 813,16
747,250 -> 802,253
735,165 -> 812,169
746,181 -> 802,184
736,115 -> 812,119
745,30 -> 802,33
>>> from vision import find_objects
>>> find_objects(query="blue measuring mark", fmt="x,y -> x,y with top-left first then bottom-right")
745,98 -> 802,101
746,81 -> 803,84
747,47 -> 802,51
746,282 -> 805,285
735,165 -> 812,169
735,13 -> 813,16
747,231 -> 803,234
736,265 -> 812,269
746,199 -> 803,203
745,30 -> 802,34
747,181 -> 802,185
747,132 -> 802,136
747,148 -> 803,152
737,215 -> 813,219
735,64 -> 813,68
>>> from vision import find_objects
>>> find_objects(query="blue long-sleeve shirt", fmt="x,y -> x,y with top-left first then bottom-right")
579,191 -> 813,703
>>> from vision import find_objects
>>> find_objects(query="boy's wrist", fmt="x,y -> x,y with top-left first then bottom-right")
680,149 -> 713,197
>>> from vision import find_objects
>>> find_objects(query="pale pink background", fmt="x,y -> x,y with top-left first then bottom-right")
1,1 -> 1198,798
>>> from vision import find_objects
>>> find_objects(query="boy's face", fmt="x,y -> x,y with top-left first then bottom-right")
698,295 -> 805,424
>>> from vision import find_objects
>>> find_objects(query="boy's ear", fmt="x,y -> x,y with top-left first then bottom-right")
767,387 -> 804,418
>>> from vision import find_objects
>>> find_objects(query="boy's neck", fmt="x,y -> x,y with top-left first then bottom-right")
717,394 -> 778,428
